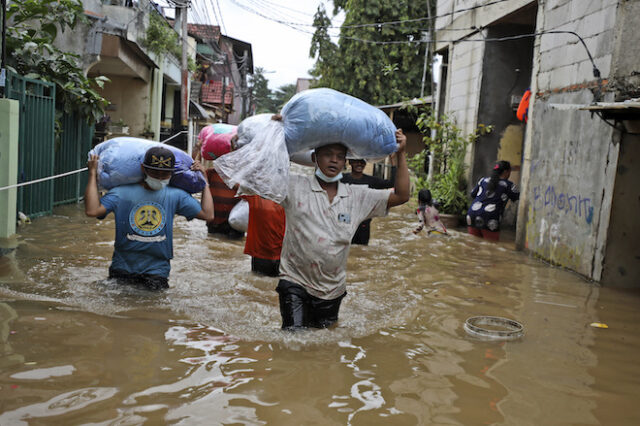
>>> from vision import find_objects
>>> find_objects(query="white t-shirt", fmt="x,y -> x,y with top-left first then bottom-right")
279,174 -> 391,300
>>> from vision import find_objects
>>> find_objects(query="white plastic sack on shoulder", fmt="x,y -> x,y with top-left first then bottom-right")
289,150 -> 315,167
281,88 -> 398,159
213,119 -> 289,203
228,199 -> 249,232
236,114 -> 273,148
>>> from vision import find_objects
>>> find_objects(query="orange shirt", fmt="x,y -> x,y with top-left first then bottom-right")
243,195 -> 286,260
206,168 -> 239,225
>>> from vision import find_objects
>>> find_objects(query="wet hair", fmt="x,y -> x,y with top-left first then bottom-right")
487,160 -> 511,192
418,189 -> 433,206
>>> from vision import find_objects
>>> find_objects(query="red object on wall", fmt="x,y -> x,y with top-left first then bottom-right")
517,89 -> 531,123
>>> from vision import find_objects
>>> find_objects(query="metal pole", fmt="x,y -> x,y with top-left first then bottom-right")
180,4 -> 189,128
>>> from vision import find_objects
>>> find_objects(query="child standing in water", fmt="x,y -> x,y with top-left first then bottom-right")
466,160 -> 519,241
413,189 -> 448,235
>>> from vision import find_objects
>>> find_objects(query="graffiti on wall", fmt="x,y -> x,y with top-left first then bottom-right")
532,185 -> 594,225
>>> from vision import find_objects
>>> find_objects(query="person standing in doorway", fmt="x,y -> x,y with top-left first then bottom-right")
466,160 -> 519,241
340,158 -> 395,245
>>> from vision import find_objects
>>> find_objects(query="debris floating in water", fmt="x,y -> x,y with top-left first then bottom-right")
590,322 -> 609,329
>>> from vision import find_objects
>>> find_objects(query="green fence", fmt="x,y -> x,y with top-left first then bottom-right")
55,112 -> 93,206
6,70 -> 94,218
6,71 -> 56,218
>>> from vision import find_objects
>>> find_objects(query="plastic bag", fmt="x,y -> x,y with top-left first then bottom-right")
201,127 -> 237,160
281,88 -> 398,158
236,114 -> 273,148
228,199 -> 249,232
89,137 -> 206,193
213,119 -> 290,203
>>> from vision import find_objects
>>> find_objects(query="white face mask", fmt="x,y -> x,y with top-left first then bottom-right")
314,158 -> 343,183
145,175 -> 170,190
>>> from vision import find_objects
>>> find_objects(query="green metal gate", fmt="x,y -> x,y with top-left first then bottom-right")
5,70 -> 56,218
54,111 -> 94,206
6,71 -> 94,217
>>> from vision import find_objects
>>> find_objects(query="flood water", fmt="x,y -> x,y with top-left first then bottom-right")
1,200 -> 639,425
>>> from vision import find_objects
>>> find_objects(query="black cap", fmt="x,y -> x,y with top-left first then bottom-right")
143,147 -> 175,171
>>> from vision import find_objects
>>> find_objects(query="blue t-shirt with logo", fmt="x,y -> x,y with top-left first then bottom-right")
100,184 -> 202,277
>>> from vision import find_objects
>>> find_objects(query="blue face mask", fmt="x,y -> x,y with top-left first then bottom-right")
314,159 -> 343,183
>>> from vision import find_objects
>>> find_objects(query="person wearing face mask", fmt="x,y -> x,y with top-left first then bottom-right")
84,146 -> 214,290
275,129 -> 410,330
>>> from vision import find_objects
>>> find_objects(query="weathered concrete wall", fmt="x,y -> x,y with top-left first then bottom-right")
524,90 -> 616,277
444,36 -> 485,135
99,75 -> 151,137
601,133 -> 640,287
519,0 -> 621,280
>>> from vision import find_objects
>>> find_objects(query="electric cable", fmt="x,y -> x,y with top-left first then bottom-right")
230,0 -> 510,30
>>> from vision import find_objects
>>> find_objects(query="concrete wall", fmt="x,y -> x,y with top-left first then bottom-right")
444,35 -> 485,135
0,100 -> 20,239
518,0 -> 621,281
100,75 -> 151,137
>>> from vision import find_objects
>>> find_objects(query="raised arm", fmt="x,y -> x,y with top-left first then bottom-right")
84,154 -> 108,218
387,129 -> 410,208
191,160 -> 214,221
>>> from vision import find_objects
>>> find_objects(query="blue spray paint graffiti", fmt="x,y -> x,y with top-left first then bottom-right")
532,185 -> 594,224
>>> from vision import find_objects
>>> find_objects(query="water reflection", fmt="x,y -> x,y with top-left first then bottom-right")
0,203 -> 639,424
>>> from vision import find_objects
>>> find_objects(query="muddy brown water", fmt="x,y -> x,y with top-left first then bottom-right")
0,203 -> 639,425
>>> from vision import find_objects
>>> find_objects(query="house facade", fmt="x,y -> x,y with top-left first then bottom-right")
54,0 -> 198,148
435,0 -> 640,286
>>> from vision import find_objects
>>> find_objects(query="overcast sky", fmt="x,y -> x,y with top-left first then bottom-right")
180,0 -> 343,90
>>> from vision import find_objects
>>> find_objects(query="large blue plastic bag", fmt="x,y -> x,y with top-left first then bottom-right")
281,88 -> 398,158
213,119 -> 289,203
89,137 -> 206,193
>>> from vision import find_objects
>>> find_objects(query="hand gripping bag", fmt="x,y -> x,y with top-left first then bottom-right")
89,137 -> 206,193
281,88 -> 398,158
228,199 -> 249,232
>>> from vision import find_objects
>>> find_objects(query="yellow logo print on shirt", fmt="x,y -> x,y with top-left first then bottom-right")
129,202 -> 167,237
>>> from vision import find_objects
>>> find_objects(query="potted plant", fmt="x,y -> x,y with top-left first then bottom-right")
108,118 -> 129,135
408,107 -> 492,226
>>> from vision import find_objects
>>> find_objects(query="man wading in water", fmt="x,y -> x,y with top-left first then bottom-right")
84,147 -> 214,290
276,129 -> 410,330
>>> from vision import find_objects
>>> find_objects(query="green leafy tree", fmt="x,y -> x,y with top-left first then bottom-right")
5,0 -> 109,123
310,0 -> 434,105
249,67 -> 277,113
272,83 -> 297,110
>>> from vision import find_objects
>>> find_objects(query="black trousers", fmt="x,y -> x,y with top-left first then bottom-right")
276,279 -> 345,330
351,220 -> 371,245
251,257 -> 280,277
109,268 -> 169,291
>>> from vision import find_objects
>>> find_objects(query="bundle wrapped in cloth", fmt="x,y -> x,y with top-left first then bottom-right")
201,125 -> 237,160
213,88 -> 397,202
89,137 -> 207,193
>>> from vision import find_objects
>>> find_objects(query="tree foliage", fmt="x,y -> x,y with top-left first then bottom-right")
310,0 -> 434,105
272,83 -> 296,110
249,67 -> 277,113
5,0 -> 109,123
249,68 -> 297,114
